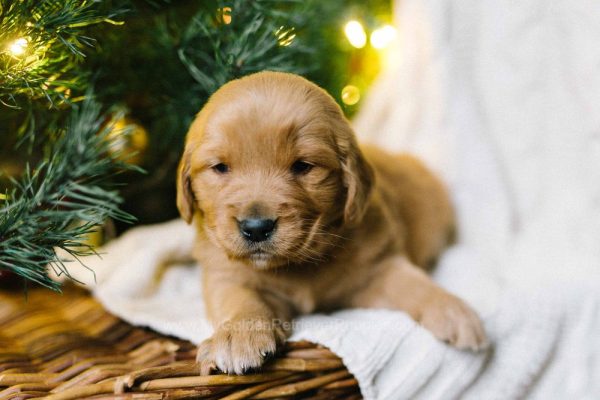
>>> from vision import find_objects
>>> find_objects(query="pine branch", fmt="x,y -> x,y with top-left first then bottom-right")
0,95 -> 141,290
178,0 -> 313,97
0,0 -> 126,108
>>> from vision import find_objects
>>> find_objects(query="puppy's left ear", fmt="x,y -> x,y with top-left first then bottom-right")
340,129 -> 375,226
176,151 -> 194,224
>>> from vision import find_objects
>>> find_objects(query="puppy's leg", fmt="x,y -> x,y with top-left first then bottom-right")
350,256 -> 487,351
198,273 -> 291,375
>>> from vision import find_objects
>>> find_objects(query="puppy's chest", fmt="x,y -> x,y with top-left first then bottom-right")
260,227 -> 396,314
262,257 -> 380,314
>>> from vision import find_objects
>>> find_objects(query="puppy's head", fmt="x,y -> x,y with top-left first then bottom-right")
177,71 -> 373,269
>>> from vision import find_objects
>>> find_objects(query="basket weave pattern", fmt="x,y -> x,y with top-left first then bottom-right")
0,287 -> 361,399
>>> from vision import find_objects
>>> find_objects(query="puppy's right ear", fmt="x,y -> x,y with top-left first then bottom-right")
176,151 -> 194,224
177,110 -> 209,224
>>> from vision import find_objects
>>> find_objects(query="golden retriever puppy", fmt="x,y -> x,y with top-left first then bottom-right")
177,71 -> 487,374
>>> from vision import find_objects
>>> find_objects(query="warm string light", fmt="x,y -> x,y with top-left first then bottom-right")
8,37 -> 28,56
275,26 -> 296,47
344,21 -> 397,50
341,85 -> 360,105
370,24 -> 396,49
344,20 -> 367,48
217,7 -> 232,25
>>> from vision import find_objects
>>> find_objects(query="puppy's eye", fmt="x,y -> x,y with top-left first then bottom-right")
291,160 -> 313,175
211,163 -> 229,174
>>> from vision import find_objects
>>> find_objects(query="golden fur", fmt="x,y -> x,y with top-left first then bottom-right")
177,71 -> 487,374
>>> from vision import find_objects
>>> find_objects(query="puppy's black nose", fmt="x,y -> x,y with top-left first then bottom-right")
239,218 -> 276,242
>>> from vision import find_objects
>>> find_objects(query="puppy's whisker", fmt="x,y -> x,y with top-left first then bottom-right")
296,228 -> 345,250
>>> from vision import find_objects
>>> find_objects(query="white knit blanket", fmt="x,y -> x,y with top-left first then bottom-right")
64,0 -> 600,398
65,219 -> 599,400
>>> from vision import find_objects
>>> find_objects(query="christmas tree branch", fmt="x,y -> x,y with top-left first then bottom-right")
178,0 -> 312,97
0,95 -> 141,290
0,0 -> 126,108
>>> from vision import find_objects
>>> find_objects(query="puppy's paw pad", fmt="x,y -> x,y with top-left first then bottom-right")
418,293 -> 488,352
195,318 -> 283,375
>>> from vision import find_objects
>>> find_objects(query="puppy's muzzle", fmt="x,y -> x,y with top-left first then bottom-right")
238,218 -> 277,243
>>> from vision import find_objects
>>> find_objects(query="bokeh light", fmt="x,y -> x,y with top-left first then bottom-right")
217,7 -> 232,25
8,38 -> 28,56
344,20 -> 367,49
341,85 -> 360,105
370,25 -> 396,49
275,26 -> 296,47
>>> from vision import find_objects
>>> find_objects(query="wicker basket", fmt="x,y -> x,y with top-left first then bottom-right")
0,286 -> 361,399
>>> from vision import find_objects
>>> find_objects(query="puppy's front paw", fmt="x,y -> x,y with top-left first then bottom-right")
196,317 -> 286,375
417,291 -> 488,351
